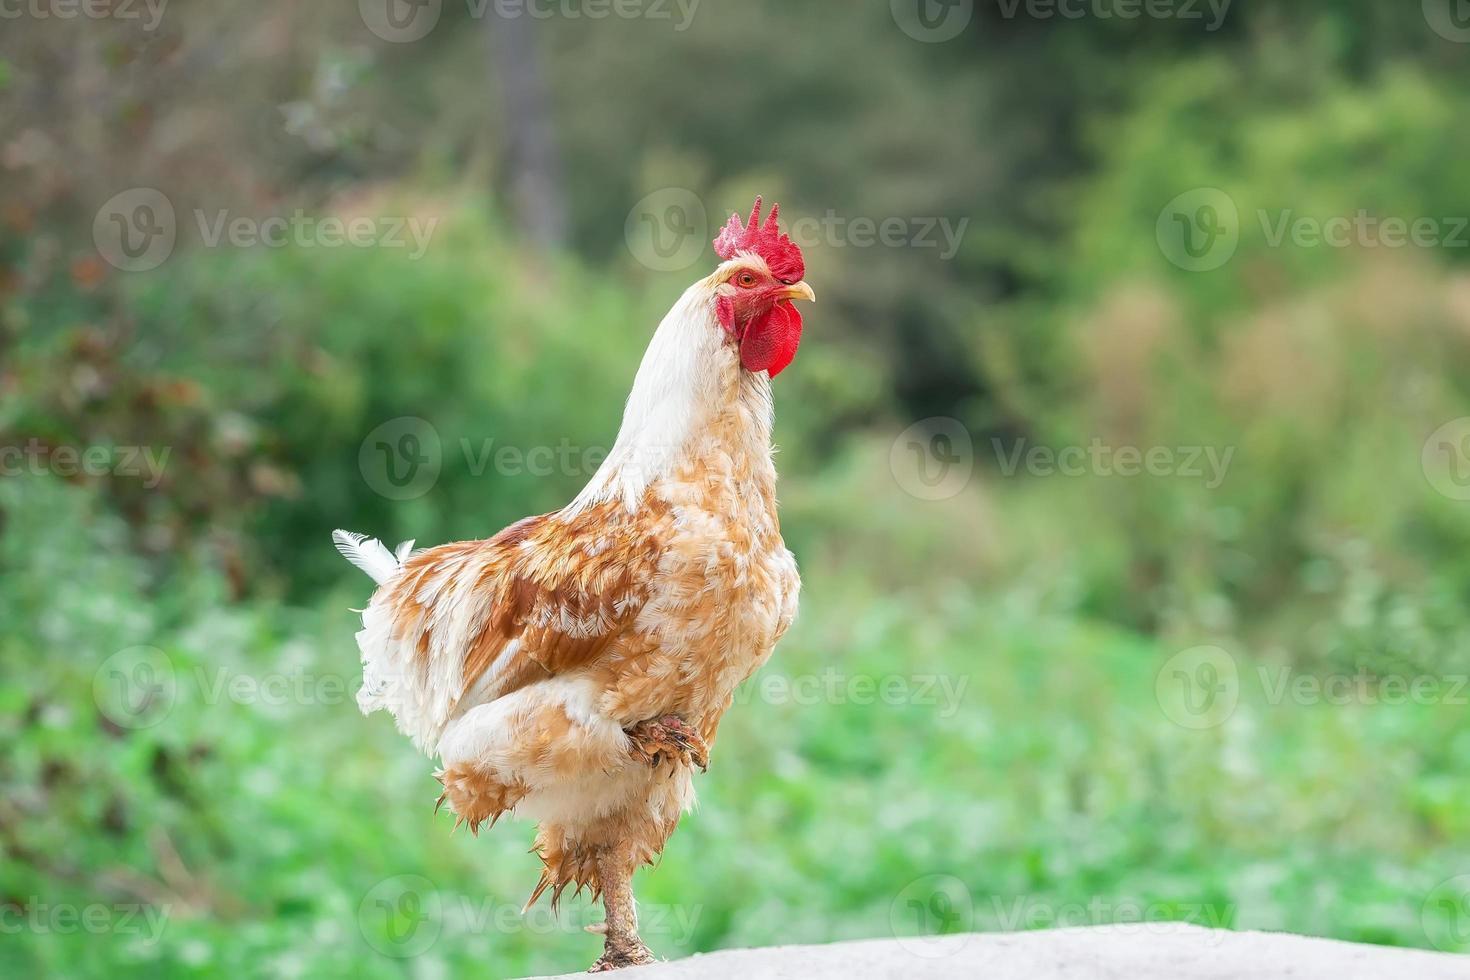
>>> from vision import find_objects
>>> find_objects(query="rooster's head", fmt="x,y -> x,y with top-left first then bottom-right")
711,197 -> 815,379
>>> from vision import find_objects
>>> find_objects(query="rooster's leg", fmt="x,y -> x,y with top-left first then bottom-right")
589,842 -> 654,972
433,765 -> 525,835
624,715 -> 709,772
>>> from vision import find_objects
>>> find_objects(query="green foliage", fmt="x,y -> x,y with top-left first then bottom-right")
974,57 -> 1470,637
4,475 -> 1467,977
117,203 -> 658,592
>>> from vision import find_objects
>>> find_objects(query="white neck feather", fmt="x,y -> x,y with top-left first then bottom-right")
568,273 -> 761,513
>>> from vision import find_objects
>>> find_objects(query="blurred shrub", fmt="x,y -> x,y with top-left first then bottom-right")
973,59 -> 1470,655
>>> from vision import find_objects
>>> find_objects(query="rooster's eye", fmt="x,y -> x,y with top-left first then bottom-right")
735,272 -> 758,288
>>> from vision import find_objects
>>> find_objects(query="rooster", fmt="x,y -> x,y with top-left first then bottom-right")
333,198 -> 812,971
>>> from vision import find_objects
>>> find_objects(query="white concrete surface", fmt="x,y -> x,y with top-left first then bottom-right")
528,923 -> 1469,979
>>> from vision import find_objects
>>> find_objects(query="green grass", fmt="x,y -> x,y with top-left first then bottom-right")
4,477 -> 1466,979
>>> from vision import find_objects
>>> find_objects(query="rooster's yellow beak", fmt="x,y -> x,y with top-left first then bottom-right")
777,281 -> 816,303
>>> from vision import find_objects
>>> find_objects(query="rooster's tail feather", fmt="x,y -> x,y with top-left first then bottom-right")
332,529 -> 413,585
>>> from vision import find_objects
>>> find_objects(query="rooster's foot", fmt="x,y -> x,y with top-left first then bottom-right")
588,937 -> 655,972
624,715 -> 708,772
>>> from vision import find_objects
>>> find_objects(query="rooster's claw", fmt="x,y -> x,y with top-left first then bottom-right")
625,715 -> 709,772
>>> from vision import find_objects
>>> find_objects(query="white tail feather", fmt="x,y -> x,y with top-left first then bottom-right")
333,529 -> 406,585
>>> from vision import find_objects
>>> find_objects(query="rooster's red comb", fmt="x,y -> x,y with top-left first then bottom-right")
712,196 -> 805,283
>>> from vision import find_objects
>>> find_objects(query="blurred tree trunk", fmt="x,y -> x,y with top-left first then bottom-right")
485,12 -> 568,250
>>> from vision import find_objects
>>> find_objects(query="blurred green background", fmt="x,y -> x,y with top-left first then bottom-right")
4,1 -> 1470,976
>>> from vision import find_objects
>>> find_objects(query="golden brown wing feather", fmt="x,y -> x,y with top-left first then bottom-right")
373,498 -> 667,735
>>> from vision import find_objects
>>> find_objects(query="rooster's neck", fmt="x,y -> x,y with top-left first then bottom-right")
567,278 -> 773,514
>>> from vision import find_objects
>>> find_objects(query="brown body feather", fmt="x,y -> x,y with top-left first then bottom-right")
358,365 -> 799,907
339,236 -> 815,969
